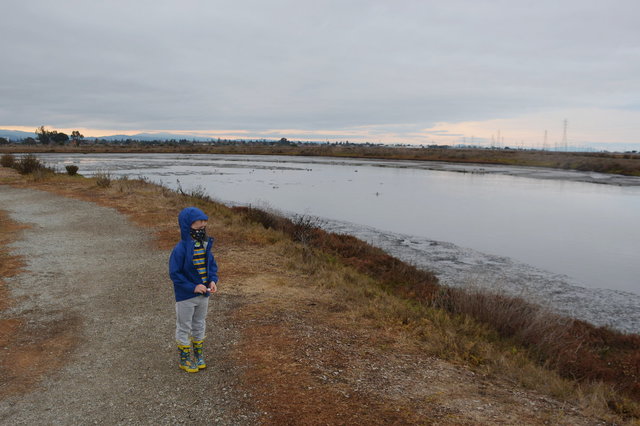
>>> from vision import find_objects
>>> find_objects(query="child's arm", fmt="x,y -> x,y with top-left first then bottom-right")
169,245 -> 198,293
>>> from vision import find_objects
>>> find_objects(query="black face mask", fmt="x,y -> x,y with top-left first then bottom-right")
190,228 -> 207,243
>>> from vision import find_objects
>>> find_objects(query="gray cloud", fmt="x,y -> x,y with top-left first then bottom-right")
2,0 -> 639,143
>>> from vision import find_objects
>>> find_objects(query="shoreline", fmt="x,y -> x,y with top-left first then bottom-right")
323,218 -> 640,334
12,152 -> 640,332
3,145 -> 640,184
387,159 -> 640,186
21,149 -> 640,187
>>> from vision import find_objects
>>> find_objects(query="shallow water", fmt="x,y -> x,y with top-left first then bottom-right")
38,153 -> 640,332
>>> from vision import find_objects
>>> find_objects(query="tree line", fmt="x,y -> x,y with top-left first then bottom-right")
34,126 -> 84,146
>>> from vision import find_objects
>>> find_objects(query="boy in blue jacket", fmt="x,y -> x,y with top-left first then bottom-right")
169,207 -> 218,373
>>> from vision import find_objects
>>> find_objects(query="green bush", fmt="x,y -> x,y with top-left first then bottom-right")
65,164 -> 79,175
0,153 -> 15,168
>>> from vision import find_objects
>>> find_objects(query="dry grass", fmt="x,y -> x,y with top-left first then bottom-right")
232,204 -> 640,416
270,240 -> 638,423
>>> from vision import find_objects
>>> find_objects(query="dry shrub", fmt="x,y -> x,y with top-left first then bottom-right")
65,164 -> 79,176
436,286 -> 640,402
1,153 -> 15,168
310,231 -> 439,300
232,206 -> 439,299
13,154 -> 45,174
94,171 -> 112,188
233,205 -> 289,232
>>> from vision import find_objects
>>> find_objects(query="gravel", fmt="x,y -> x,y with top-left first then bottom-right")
0,186 -> 258,425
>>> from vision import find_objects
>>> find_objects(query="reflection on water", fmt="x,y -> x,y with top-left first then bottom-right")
40,153 -> 640,297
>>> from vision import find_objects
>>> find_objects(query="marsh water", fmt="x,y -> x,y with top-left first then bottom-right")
37,153 -> 640,333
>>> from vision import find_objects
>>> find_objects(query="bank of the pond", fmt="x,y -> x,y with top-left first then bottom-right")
2,143 -> 640,178
21,151 -> 640,333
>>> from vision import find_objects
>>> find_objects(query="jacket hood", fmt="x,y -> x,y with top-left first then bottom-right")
178,207 -> 209,241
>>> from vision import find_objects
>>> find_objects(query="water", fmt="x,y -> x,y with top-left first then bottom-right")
37,153 -> 640,333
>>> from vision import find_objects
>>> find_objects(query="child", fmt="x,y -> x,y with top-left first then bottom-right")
169,206 -> 218,373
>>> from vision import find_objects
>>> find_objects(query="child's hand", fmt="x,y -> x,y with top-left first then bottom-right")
208,282 -> 218,294
194,284 -> 208,294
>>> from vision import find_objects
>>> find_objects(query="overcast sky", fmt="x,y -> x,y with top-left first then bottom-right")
1,0 -> 639,149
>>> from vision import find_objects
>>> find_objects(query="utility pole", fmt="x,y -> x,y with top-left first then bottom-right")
543,130 -> 548,151
562,119 -> 568,151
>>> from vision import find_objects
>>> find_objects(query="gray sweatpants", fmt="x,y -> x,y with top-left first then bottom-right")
175,295 -> 209,345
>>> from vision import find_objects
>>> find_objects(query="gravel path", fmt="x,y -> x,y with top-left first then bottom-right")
0,186 -> 257,425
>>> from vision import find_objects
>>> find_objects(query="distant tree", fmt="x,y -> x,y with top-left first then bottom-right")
35,125 -> 51,144
23,137 -> 37,145
70,130 -> 84,146
51,132 -> 69,145
0,137 -> 9,145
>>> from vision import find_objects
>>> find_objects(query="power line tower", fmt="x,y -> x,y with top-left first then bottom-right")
543,130 -> 548,151
562,119 -> 568,151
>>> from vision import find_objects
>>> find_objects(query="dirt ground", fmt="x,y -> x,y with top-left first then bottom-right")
0,183 -> 620,425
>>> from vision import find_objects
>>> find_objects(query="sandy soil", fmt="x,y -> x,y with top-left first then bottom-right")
0,183 -> 619,424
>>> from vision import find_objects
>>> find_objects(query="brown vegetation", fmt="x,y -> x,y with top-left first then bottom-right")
2,157 -> 639,422
232,205 -> 640,407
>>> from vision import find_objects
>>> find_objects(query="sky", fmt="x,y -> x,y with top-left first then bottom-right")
1,0 -> 639,150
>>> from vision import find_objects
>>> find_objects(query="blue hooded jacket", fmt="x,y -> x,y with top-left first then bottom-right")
169,207 -> 219,302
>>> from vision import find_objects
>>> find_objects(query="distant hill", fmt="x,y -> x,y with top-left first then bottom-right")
0,129 -> 214,142
99,133 -> 214,142
0,129 -> 35,140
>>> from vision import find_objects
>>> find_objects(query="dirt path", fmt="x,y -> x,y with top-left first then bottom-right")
0,186 -> 257,424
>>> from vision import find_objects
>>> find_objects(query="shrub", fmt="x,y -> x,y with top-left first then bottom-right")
0,153 -> 15,168
188,184 -> 211,201
14,154 -> 44,174
176,179 -> 212,201
95,171 -> 112,188
289,214 -> 325,245
234,205 -> 288,232
435,286 -> 640,400
65,164 -> 79,176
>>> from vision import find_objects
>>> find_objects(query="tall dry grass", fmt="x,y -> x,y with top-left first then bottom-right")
232,204 -> 640,407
